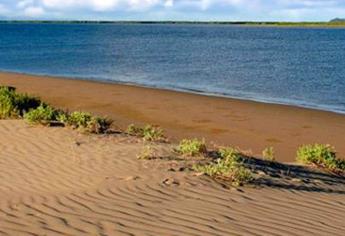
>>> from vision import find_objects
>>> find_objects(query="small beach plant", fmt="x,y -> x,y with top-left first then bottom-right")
67,111 -> 93,128
337,159 -> 345,170
0,86 -> 16,92
0,87 -> 18,118
0,86 -> 41,118
218,147 -> 242,162
193,146 -> 252,186
127,124 -> 165,142
142,125 -> 164,141
56,111 -> 69,123
0,85 -> 112,133
127,124 -> 142,136
24,104 -> 58,125
262,147 -> 275,161
67,111 -> 112,133
87,116 -> 112,134
296,144 -> 344,171
176,138 -> 207,156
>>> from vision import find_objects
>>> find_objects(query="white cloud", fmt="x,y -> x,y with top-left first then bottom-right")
17,0 -> 34,9
23,6 -> 45,17
0,3 -> 10,15
40,0 -> 164,11
0,0 -> 344,20
164,0 -> 174,8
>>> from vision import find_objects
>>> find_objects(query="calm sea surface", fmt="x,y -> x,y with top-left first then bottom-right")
0,23 -> 345,113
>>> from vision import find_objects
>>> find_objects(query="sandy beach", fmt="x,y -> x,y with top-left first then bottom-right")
1,3 -> 345,234
0,119 -> 344,235
0,72 -> 345,235
1,72 -> 345,162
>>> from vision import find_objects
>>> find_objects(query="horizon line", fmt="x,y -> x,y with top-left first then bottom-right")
0,19 -> 343,24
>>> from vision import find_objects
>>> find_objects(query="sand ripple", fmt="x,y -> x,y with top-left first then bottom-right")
0,120 -> 344,236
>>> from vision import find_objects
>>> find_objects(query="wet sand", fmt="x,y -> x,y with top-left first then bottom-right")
1,71 -> 345,162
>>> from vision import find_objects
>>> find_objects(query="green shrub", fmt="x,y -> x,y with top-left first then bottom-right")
193,146 -> 253,186
56,111 -> 69,123
337,159 -> 345,170
127,124 -> 142,136
66,111 -> 112,133
0,87 -> 18,118
218,147 -> 242,162
194,156 -> 252,186
67,111 -> 93,128
0,86 -> 112,133
0,86 -> 15,91
296,144 -> 344,171
87,116 -> 112,134
142,125 -> 164,141
176,138 -> 207,156
0,86 -> 41,119
14,93 -> 42,116
262,147 -> 275,161
127,124 -> 165,142
24,104 -> 58,125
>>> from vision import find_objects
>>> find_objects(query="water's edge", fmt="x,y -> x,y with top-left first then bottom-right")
2,69 -> 345,116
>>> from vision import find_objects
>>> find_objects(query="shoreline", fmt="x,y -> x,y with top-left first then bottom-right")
2,69 -> 344,116
1,71 -> 345,162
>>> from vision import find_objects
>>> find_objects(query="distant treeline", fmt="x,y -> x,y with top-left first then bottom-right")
1,20 -> 345,27
330,18 -> 345,22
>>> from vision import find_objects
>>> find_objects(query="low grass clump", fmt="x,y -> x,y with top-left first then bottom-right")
127,124 -> 142,136
262,147 -> 275,161
0,86 -> 41,119
193,147 -> 253,186
24,104 -> 59,125
66,111 -> 112,134
24,107 -> 111,133
0,86 -> 112,134
296,144 -> 345,171
176,138 -> 207,156
127,124 -> 165,142
218,147 -> 242,162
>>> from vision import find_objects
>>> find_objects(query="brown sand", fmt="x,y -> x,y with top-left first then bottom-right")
1,72 -> 345,162
0,120 -> 344,236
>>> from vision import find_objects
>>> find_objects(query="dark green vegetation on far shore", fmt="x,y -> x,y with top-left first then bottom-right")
1,20 -> 345,27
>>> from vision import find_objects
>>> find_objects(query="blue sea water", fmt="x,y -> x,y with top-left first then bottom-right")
0,23 -> 345,114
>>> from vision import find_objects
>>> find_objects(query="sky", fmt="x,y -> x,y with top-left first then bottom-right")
0,0 -> 344,21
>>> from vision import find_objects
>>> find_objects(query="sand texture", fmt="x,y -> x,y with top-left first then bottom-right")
0,120 -> 344,236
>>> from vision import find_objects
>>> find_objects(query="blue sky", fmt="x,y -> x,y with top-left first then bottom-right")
0,0 -> 344,21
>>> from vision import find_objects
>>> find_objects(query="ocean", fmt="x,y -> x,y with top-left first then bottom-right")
0,23 -> 345,113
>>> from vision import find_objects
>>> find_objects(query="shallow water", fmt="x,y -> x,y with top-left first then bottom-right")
0,23 -> 345,113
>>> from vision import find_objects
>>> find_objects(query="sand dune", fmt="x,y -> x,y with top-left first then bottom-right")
0,120 -> 344,236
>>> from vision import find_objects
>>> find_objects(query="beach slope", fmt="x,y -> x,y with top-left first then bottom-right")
0,120 -> 344,236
